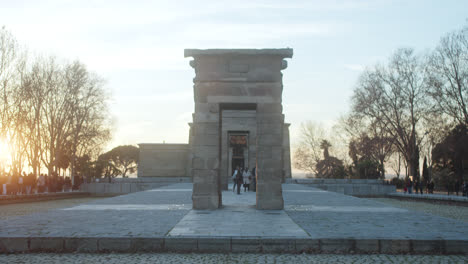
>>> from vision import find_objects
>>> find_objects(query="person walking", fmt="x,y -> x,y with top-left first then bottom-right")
37,174 -> 45,193
24,173 -> 33,195
232,166 -> 239,192
455,180 -> 460,196
464,181 -> 468,197
251,167 -> 256,192
18,173 -> 24,195
235,167 -> 243,195
242,167 -> 251,192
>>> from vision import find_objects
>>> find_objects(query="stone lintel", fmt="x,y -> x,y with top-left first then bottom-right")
184,48 -> 293,58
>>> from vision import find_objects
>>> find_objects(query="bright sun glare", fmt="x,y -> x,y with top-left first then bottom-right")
0,139 -> 9,163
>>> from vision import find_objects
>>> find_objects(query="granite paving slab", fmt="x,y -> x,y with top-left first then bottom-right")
283,184 -> 468,240
0,183 -> 193,237
169,187 -> 308,237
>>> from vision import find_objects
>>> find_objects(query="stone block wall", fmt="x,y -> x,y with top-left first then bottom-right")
138,144 -> 190,177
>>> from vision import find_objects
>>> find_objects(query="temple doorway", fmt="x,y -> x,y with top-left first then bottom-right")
228,133 -> 249,178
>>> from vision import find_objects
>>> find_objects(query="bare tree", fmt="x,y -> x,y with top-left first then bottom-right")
40,57 -> 76,176
340,113 -> 394,178
64,61 -> 111,184
293,121 -> 326,174
0,26 -> 18,140
0,28 -> 112,180
427,25 -> 468,126
351,48 -> 429,179
0,26 -> 30,176
389,151 -> 403,178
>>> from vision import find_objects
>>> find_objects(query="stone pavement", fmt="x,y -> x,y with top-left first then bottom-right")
0,183 -> 467,254
389,192 -> 468,203
169,186 -> 307,237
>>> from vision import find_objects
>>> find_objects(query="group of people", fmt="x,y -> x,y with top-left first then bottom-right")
0,172 -> 73,195
403,178 -> 468,197
232,166 -> 256,194
403,179 -> 434,194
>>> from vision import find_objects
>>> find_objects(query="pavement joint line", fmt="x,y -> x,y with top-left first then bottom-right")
62,204 -> 192,211
284,205 -> 407,213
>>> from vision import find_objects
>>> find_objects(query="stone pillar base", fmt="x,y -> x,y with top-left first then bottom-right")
192,194 -> 220,210
256,181 -> 284,210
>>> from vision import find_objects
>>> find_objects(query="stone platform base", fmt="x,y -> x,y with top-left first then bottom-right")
1,237 -> 466,254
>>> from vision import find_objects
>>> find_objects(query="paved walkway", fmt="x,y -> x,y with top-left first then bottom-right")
0,183 -> 467,254
169,186 -> 308,237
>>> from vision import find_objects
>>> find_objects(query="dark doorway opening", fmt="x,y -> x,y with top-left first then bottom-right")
229,134 -> 248,176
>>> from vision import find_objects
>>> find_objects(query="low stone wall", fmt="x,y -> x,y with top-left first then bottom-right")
286,178 -> 396,197
80,177 -> 191,194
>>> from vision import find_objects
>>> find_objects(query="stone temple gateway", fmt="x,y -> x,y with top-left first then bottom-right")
138,49 -> 293,210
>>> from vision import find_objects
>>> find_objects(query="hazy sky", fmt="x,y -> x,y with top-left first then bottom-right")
1,0 -> 467,151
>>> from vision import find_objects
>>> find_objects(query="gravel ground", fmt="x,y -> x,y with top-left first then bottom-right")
0,253 -> 466,263
370,198 -> 468,222
0,197 -> 105,221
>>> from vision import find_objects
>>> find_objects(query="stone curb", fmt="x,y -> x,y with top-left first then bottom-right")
0,237 -> 467,254
0,192 -> 91,205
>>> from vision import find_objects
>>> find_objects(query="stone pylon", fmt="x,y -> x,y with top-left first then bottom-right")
185,49 -> 293,210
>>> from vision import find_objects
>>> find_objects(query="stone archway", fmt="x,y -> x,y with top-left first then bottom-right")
185,49 -> 293,210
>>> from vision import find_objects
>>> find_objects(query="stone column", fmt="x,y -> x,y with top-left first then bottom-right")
256,104 -> 284,210
283,123 -> 292,181
191,118 -> 221,209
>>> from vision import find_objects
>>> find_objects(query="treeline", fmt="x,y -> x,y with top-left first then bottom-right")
295,24 -> 468,189
0,27 -> 111,180
77,145 -> 139,182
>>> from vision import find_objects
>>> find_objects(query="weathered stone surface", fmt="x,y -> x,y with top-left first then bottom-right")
320,239 -> 354,253
98,238 -> 132,252
380,239 -> 411,254
355,239 -> 379,253
197,237 -> 230,252
138,144 -> 189,177
164,237 -> 197,252
132,238 -> 164,252
445,240 -> 468,254
295,238 -> 320,253
30,237 -> 64,252
0,238 -> 29,253
64,238 -> 98,252
231,237 -> 262,253
412,239 -> 444,254
261,238 -> 295,253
